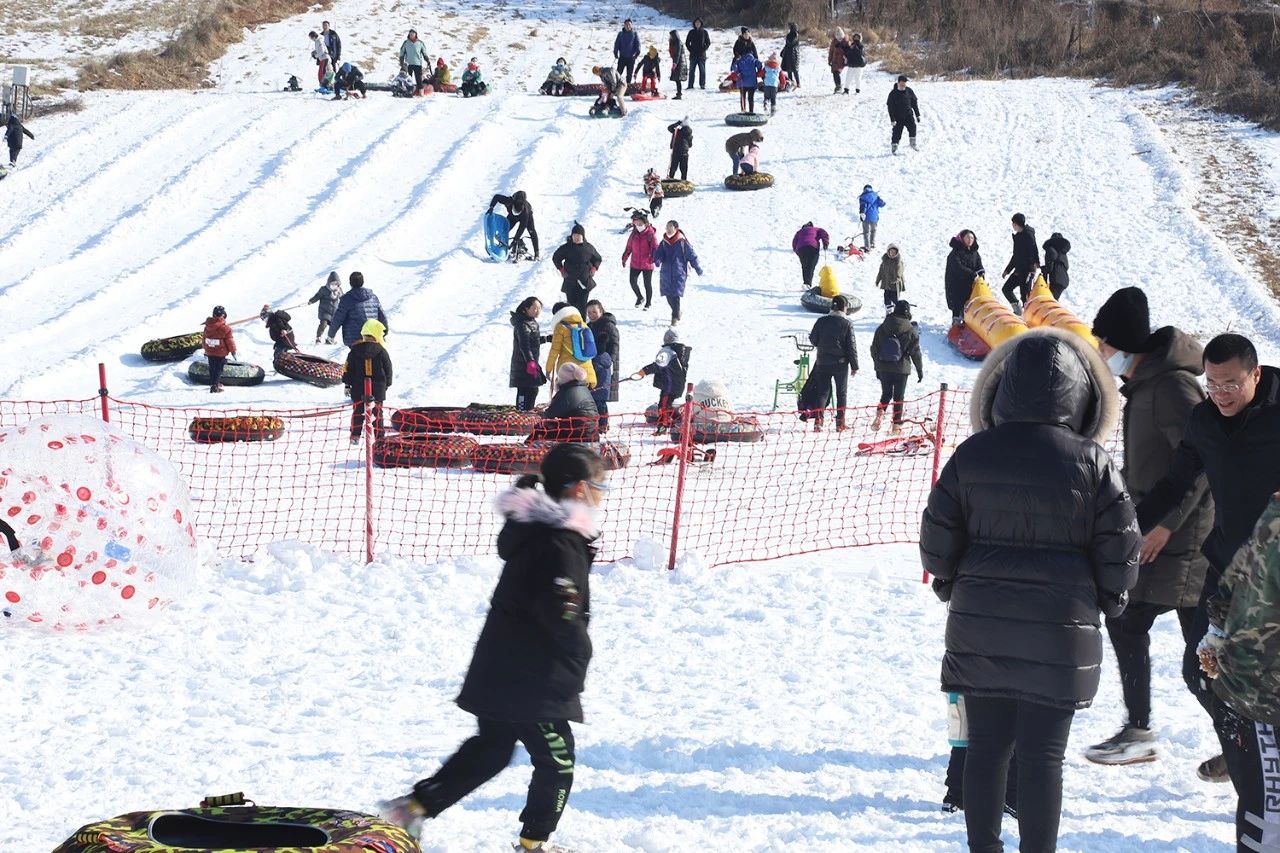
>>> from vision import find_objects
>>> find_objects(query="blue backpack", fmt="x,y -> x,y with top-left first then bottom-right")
571,324 -> 598,361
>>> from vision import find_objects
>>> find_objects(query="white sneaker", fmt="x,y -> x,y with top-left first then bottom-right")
378,795 -> 426,839
1084,726 -> 1158,765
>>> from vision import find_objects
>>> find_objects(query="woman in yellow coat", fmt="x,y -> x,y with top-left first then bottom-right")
545,303 -> 598,392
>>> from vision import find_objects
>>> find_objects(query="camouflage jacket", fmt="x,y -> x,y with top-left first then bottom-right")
1208,499 -> 1280,725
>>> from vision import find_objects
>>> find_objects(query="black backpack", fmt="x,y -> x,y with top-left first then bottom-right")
878,332 -> 904,363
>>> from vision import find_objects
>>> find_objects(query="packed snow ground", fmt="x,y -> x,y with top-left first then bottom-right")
1,0 -> 1276,848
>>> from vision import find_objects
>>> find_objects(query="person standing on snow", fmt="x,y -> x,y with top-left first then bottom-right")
5,114 -> 34,168
398,29 -> 430,94
639,45 -> 661,94
732,26 -> 758,60
801,294 -> 857,432
379,443 -> 608,853
667,118 -> 693,180
921,328 -> 1140,853
843,32 -> 867,94
552,223 -> 602,319
858,183 -> 885,251
732,51 -> 762,114
874,244 -> 905,312
488,190 -> 540,260
308,29 -> 333,87
761,52 -> 785,115
510,296 -> 550,412
321,20 -> 341,64
201,305 -> 236,394
614,19 -> 641,84
342,319 -> 391,444
668,30 -> 687,100
827,28 -> 848,94
652,219 -> 703,326
545,302 -> 598,393
622,210 -> 658,309
327,271 -> 388,347
869,300 -> 923,433
1084,287 -> 1214,768
1001,212 -> 1040,314
944,230 -> 985,327
586,300 -> 620,434
792,221 -> 830,289
781,23 -> 801,89
1042,232 -> 1071,300
308,271 -> 343,344
685,18 -> 710,89
887,74 -> 920,153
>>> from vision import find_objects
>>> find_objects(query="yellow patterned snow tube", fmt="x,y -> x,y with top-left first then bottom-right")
1022,275 -> 1097,347
964,276 -> 1028,349
818,264 -> 840,297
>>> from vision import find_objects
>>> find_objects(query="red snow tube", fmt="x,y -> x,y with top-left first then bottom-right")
946,324 -> 992,361
472,441 -> 631,474
630,92 -> 665,101
373,434 -> 478,468
454,404 -> 540,436
390,406 -> 463,434
274,352 -> 344,388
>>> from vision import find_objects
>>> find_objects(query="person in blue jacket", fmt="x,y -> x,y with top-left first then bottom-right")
733,51 -> 763,114
858,184 -> 885,251
327,272 -> 389,347
652,219 -> 703,327
614,19 -> 641,84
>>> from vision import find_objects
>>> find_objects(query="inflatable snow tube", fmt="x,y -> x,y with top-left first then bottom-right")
274,351 -> 344,388
947,323 -> 992,361
671,414 -> 765,444
187,416 -> 285,444
187,359 -> 266,387
390,406 -> 462,434
373,433 -> 478,468
801,287 -> 862,315
725,112 -> 768,127
964,276 -> 1028,349
1022,275 -> 1097,346
724,172 -> 774,191
588,109 -> 624,118
141,332 -> 203,364
660,179 -> 694,198
472,441 -> 631,475
454,404 -> 540,436
572,82 -> 643,97
53,802 -> 416,853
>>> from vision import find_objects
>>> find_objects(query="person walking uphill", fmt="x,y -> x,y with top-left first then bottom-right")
921,327 -> 1140,853
308,271 -> 343,344
343,319 -> 392,444
843,32 -> 866,94
327,271 -> 388,347
887,75 -> 920,154
801,294 -> 857,432
945,230 -> 985,327
874,244 -> 904,311
781,23 -> 801,89
622,211 -> 658,308
1042,232 -> 1071,300
858,184 -> 885,251
552,223 -> 602,319
614,19 -> 641,84
6,113 -> 34,167
667,118 -> 693,181
379,443 -> 608,853
685,17 -> 710,89
510,296 -> 550,412
827,29 -> 848,94
652,220 -> 702,326
869,300 -> 923,433
201,305 -> 236,394
1085,287 -> 1214,767
399,29 -> 430,94
1002,213 -> 1040,313
792,222 -> 830,289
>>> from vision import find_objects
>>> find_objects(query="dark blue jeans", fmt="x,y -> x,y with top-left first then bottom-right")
688,56 -> 706,87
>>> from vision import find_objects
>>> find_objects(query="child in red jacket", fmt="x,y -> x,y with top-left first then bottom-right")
202,305 -> 236,393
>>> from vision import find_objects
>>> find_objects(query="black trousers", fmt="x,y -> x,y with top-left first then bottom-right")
876,372 -> 909,423
408,64 -> 423,88
617,55 -> 636,83
796,246 -> 820,287
831,68 -> 842,88
784,64 -> 799,86
562,279 -> 592,318
1002,269 -> 1033,304
351,398 -> 385,440
8,145 -> 19,164
1104,599 -> 1200,729
882,288 -> 900,308
666,293 -> 681,322
806,361 -> 849,421
739,86 -> 756,113
413,717 -> 575,842
1213,695 -> 1280,853
891,115 -> 917,143
946,746 -> 1018,811
965,696 -> 1074,853
668,151 -> 688,180
515,386 -> 540,412
207,355 -> 226,386
629,268 -> 654,306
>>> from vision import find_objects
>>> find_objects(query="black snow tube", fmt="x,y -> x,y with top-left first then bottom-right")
725,112 -> 768,127
454,404 -> 541,436
187,359 -> 266,387
724,172 -> 774,191
274,352 -> 344,388
660,179 -> 694,198
141,332 -> 203,363
801,288 -> 862,315
372,434 -> 478,468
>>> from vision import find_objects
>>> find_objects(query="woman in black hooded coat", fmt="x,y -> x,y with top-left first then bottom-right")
920,327 -> 1140,853
1041,232 -> 1071,299
510,296 -> 550,411
781,23 -> 800,88
944,229 -> 984,325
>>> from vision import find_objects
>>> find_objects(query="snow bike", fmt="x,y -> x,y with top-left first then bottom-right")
773,333 -> 813,410
854,417 -> 936,457
834,239 -> 866,261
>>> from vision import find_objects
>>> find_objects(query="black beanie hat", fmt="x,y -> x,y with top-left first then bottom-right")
893,299 -> 912,319
1092,287 -> 1152,353
571,222 -> 585,237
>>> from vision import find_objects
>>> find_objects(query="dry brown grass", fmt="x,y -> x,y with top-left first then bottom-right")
79,0 -> 329,90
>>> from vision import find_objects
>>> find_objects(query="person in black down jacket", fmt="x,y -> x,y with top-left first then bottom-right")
342,319 -> 392,443
1041,232 -> 1071,299
799,294 -> 857,431
781,22 -> 800,88
886,75 -> 919,154
869,300 -> 924,433
945,230 -> 984,326
536,363 -> 600,443
380,444 -> 606,850
510,296 -> 551,411
586,300 -> 620,432
1001,213 -> 1040,312
685,17 -> 710,88
551,222 -> 602,318
920,327 -> 1140,853
488,190 -> 540,259
667,118 -> 693,181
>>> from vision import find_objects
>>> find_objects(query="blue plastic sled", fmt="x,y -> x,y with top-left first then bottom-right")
484,211 -> 510,261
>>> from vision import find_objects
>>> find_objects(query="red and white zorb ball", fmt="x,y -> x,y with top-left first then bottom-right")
0,416 -> 198,631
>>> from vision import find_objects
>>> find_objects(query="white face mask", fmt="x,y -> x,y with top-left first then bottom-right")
1107,349 -> 1135,377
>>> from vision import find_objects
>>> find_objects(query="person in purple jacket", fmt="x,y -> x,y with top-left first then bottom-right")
652,220 -> 703,326
792,222 -> 830,288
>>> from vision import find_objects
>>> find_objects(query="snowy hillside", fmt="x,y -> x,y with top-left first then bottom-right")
2,0 -> 1277,849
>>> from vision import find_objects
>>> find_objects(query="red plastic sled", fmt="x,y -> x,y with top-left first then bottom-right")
630,92 -> 666,101
947,324 -> 991,361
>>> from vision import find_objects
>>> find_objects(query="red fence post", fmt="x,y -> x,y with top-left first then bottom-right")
922,382 -> 949,583
667,382 -> 696,571
363,376 -> 375,565
97,363 -> 110,423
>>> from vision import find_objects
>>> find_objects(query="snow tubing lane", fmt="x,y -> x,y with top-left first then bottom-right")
660,179 -> 694,198
390,406 -> 462,434
724,172 -> 774,191
472,441 -> 631,475
187,360 -> 266,387
274,352 -> 344,388
671,415 -> 765,444
454,406 -> 540,436
141,332 -> 203,363
373,434 -> 478,468
188,416 -> 284,443
801,287 -> 862,315
52,804 -> 416,853
725,112 -> 768,127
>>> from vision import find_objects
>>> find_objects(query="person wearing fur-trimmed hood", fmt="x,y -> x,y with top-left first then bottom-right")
308,271 -> 344,344
545,302 -> 597,392
920,327 -> 1140,853
379,443 -> 608,852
